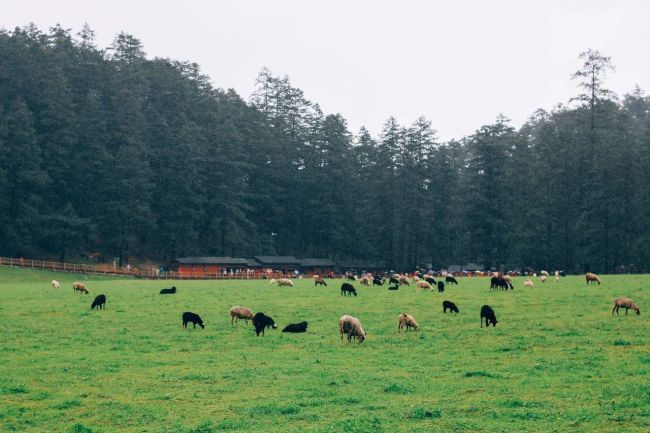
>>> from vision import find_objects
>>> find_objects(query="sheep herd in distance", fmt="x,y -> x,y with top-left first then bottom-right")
51,270 -> 640,343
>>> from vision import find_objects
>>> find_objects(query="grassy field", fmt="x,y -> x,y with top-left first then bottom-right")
0,267 -> 648,433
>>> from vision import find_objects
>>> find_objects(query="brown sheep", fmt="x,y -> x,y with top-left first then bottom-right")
314,277 -> 327,287
339,315 -> 366,343
397,313 -> 418,332
523,279 -> 534,288
278,278 -> 294,287
398,276 -> 411,286
230,306 -> 254,325
73,282 -> 88,294
359,276 -> 371,286
612,297 -> 640,316
586,272 -> 602,285
416,281 -> 433,291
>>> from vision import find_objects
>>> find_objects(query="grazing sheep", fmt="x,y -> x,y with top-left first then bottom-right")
490,277 -> 511,290
540,270 -> 550,277
445,276 -> 458,285
413,276 -> 420,282
252,312 -> 277,336
347,275 -> 358,281
51,280 -> 61,289
399,276 -> 411,286
359,276 -> 371,286
397,313 -> 418,332
282,321 -> 308,333
443,300 -> 459,313
612,297 -> 640,316
73,282 -> 89,294
389,277 -> 400,286
339,315 -> 366,343
340,283 -> 358,296
278,278 -> 294,287
417,280 -> 433,291
314,277 -> 327,287
437,281 -> 445,293
541,275 -> 547,283
159,286 -> 176,294
425,276 -> 436,286
91,294 -> 106,310
269,278 -> 277,285
523,279 -> 534,288
230,306 -> 254,325
182,312 -> 205,329
555,274 -> 560,283
372,276 -> 384,286
585,273 -> 602,285
480,305 -> 498,327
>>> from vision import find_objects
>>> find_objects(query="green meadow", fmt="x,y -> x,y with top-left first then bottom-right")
0,267 -> 648,433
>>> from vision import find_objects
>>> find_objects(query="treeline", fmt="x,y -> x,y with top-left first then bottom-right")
1,24 -> 649,272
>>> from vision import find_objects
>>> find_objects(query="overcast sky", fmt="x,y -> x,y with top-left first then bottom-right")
2,0 -> 648,141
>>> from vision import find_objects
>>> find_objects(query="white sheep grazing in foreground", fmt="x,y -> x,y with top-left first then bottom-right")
523,279 -> 534,288
541,275 -> 547,283
612,297 -> 640,315
278,278 -> 294,287
339,315 -> 366,343
416,281 -> 433,291
51,280 -> 61,289
269,278 -> 276,285
397,313 -> 418,332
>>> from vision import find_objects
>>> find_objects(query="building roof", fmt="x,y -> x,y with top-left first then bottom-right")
447,263 -> 484,272
253,256 -> 300,265
337,260 -> 386,270
298,258 -> 337,267
176,257 -> 251,266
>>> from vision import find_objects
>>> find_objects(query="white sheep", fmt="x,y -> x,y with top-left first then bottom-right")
339,315 -> 366,343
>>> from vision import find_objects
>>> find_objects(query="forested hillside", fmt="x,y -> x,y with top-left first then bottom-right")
1,24 -> 649,272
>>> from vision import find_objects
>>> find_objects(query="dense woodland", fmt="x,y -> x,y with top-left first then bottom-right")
1,24 -> 649,272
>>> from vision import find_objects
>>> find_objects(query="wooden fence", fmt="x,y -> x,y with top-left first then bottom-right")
0,256 -> 287,280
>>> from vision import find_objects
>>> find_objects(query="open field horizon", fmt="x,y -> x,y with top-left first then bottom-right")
0,267 -> 648,432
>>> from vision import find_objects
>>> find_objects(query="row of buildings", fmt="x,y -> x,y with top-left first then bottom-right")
174,256 -> 491,277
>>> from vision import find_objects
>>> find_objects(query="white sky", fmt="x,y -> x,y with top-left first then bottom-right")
2,0 -> 648,141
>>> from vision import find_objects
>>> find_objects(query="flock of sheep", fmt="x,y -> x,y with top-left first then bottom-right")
49,270 -> 640,345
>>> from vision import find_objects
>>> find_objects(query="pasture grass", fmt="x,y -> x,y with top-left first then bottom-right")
0,267 -> 648,432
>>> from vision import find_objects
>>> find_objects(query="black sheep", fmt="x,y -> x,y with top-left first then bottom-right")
389,277 -> 400,286
372,277 -> 384,286
442,300 -> 459,313
437,281 -> 445,293
160,286 -> 177,294
446,276 -> 458,285
91,294 -> 106,310
480,305 -> 498,327
282,321 -> 308,333
425,276 -> 436,285
182,312 -> 205,329
341,283 -> 358,296
252,312 -> 277,336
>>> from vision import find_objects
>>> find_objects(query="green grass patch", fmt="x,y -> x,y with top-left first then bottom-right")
0,266 -> 648,432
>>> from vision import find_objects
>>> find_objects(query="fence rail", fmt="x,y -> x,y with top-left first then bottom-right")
0,256 -> 291,280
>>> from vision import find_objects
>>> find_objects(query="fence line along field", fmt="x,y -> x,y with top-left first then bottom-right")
0,267 -> 647,433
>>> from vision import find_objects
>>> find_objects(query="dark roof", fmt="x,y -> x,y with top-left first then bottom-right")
253,256 -> 300,265
298,258 -> 337,267
176,257 -> 250,265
